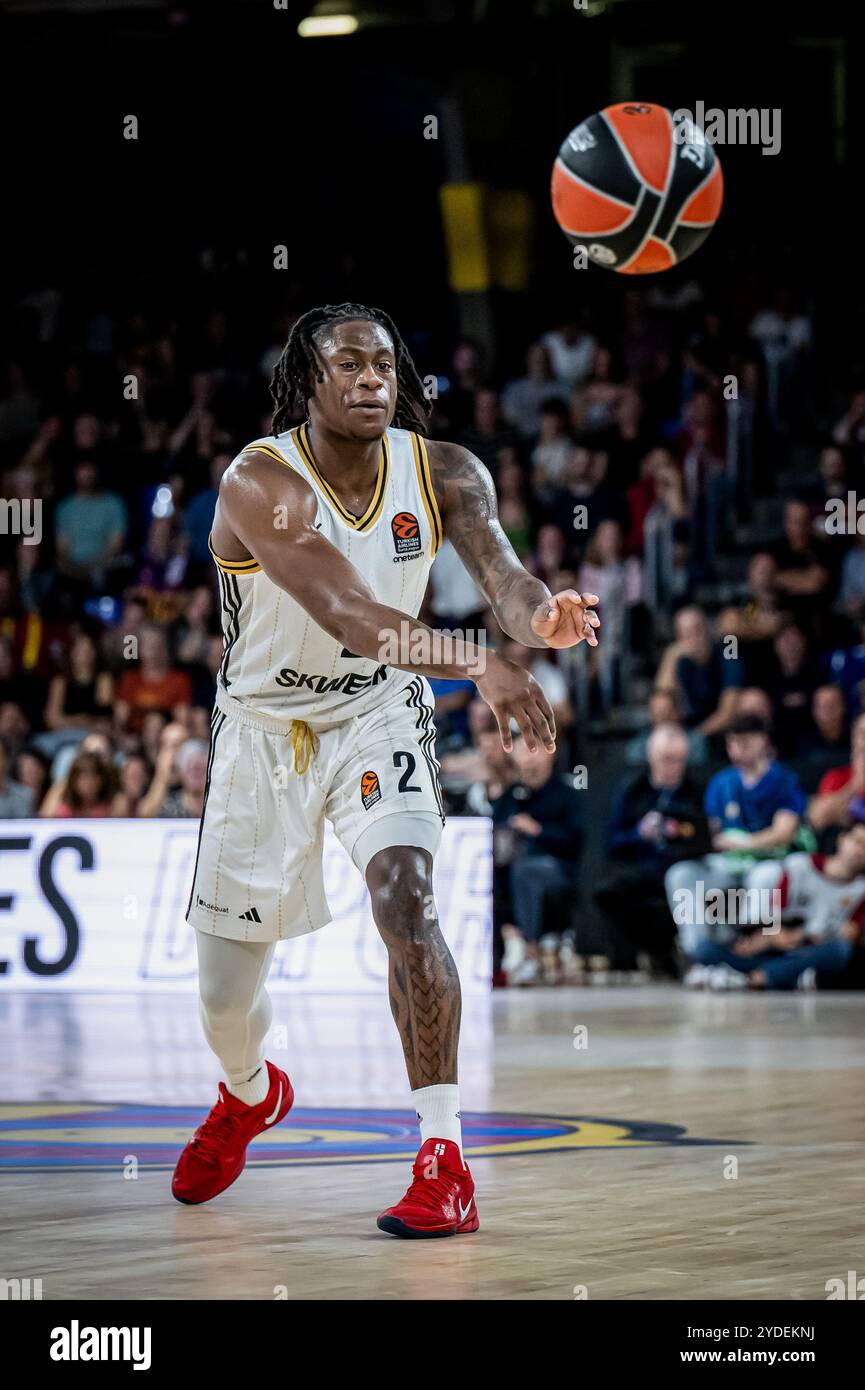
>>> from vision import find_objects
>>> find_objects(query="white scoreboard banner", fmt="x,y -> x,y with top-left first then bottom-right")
0,818 -> 492,994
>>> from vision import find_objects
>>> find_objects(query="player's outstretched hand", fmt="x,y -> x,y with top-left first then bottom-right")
475,659 -> 557,754
530,590 -> 600,649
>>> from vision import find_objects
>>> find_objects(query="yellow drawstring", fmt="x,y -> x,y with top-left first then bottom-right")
290,719 -> 317,775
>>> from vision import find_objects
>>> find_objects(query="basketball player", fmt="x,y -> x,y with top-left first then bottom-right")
172,303 -> 599,1237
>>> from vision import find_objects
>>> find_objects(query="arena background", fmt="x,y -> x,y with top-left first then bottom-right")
2,0 -> 865,1321
1,0 -> 860,980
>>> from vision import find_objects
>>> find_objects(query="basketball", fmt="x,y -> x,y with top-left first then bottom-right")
551,101 -> 723,273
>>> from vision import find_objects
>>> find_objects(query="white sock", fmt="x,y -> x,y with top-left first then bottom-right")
412,1084 -> 463,1160
227,1062 -> 270,1107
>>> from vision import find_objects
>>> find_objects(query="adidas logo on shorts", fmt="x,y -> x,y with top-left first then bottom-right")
238,907 -> 263,923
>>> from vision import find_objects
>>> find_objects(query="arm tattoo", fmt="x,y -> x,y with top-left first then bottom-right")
426,438 -> 552,646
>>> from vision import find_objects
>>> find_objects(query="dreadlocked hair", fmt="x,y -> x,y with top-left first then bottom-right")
269,302 -> 432,437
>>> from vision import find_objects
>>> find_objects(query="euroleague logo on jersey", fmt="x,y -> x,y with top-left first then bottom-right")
361,769 -> 382,809
391,511 -> 422,562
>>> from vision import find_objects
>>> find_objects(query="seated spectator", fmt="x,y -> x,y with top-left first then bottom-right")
737,686 -> 775,725
44,631 -> 113,738
55,460 -> 129,595
500,342 -> 568,439
490,735 -> 583,985
767,621 -> 819,757
770,498 -> 833,635
717,552 -> 788,688
641,455 -> 690,628
458,388 -> 518,474
832,388 -> 865,470
825,604 -> 865,714
798,684 -> 849,763
654,605 -> 743,735
41,748 -> 119,818
595,724 -> 710,979
13,745 -> 50,812
540,318 -> 597,389
531,400 -> 573,503
808,711 -> 865,839
0,734 -> 34,817
183,452 -> 231,576
578,518 -> 643,708
665,713 -> 807,962
624,688 -> 709,768
115,623 -> 192,733
138,727 -> 208,817
568,345 -> 621,438
495,450 -> 531,555
689,824 -> 865,990
836,530 -> 865,617
114,752 -> 153,818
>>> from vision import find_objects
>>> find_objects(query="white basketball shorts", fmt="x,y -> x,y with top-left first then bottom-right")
186,678 -> 445,942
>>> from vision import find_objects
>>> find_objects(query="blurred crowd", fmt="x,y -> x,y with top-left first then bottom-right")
2,268 -> 864,991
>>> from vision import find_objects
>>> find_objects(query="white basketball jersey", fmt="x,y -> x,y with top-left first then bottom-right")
209,423 -> 443,729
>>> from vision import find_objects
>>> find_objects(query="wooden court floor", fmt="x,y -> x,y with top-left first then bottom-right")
1,987 -> 862,1301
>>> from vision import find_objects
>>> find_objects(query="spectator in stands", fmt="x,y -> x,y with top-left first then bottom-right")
665,713 -> 807,962
641,455 -> 689,627
500,342 -> 568,439
808,711 -> 865,839
114,752 -> 152,817
495,450 -> 531,556
0,733 -> 34,817
824,604 -> 865,714
767,620 -> 818,757
181,451 -> 231,576
138,727 -> 208,817
688,823 -> 865,990
115,623 -> 192,733
771,498 -> 832,634
491,735 -> 583,985
44,631 -> 113,740
832,388 -> 865,471
624,687 -> 709,768
458,388 -> 517,474
13,745 -> 49,812
41,748 -> 119,818
717,552 -> 787,688
578,519 -> 642,708
540,318 -> 597,388
596,723 -> 710,979
836,528 -> 865,617
531,400 -> 573,502
54,460 -> 128,595
654,605 -> 743,736
569,345 -> 621,438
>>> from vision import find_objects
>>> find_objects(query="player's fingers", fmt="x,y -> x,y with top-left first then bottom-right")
513,708 -> 538,754
492,705 -> 513,753
529,704 -> 556,752
531,691 -> 557,747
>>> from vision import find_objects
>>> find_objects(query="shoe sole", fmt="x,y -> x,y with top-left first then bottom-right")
172,1076 -> 294,1206
376,1212 -> 479,1239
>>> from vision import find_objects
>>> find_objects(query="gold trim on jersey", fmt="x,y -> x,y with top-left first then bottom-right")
242,440 -> 299,471
411,432 -> 443,555
207,535 -> 261,575
292,421 -> 389,532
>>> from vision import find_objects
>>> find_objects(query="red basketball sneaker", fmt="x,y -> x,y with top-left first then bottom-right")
171,1060 -> 293,1205
377,1138 -> 479,1238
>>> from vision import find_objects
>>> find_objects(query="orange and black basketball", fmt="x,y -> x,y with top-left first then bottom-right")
361,770 -> 379,799
392,511 -> 419,540
551,102 -> 723,274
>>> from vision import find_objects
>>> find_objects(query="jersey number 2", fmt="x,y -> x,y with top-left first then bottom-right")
393,751 -> 421,792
